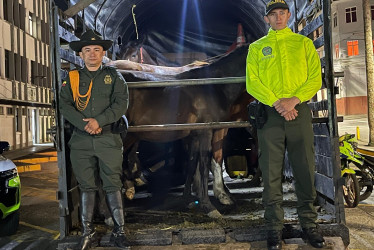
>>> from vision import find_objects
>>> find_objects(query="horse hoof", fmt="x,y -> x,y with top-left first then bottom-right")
217,193 -> 234,205
207,209 -> 223,219
125,187 -> 135,200
134,177 -> 147,186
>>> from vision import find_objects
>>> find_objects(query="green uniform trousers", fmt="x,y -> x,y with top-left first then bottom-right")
68,130 -> 123,193
258,102 -> 317,231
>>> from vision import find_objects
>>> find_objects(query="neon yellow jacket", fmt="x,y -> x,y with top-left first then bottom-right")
246,27 -> 321,106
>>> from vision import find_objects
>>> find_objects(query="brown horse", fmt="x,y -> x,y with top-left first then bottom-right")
119,46 -> 253,217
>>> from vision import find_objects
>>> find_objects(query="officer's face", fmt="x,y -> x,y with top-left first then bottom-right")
79,45 -> 106,69
264,9 -> 291,31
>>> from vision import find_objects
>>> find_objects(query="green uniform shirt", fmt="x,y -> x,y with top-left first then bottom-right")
59,65 -> 129,131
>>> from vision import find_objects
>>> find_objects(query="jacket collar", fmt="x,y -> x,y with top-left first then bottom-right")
268,27 -> 292,36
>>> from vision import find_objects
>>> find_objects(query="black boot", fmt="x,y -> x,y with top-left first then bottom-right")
79,191 -> 98,250
106,191 -> 130,248
267,230 -> 282,250
302,227 -> 325,248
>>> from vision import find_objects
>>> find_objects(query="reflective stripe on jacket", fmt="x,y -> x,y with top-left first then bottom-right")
246,27 -> 322,106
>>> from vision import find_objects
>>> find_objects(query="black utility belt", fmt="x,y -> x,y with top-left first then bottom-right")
101,124 -> 113,134
100,117 -> 128,135
247,102 -> 267,129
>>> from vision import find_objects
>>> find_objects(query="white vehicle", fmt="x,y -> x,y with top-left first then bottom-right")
0,141 -> 21,236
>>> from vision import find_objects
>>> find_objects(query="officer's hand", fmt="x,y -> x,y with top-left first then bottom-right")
83,118 -> 100,134
273,97 -> 300,116
283,109 -> 298,121
94,127 -> 102,135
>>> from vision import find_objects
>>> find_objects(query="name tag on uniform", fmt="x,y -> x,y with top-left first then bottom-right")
104,75 -> 112,84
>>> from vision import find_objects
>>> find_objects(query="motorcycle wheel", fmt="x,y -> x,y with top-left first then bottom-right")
343,173 -> 360,208
352,162 -> 373,202
360,185 -> 373,201
357,172 -> 373,201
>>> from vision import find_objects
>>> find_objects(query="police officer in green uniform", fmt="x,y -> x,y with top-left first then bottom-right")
246,1 -> 325,249
59,29 -> 129,249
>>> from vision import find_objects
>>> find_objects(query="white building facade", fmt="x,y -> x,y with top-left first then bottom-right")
332,0 -> 373,115
0,0 -> 53,149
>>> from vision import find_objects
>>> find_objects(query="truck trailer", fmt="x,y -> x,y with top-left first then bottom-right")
50,0 -> 348,248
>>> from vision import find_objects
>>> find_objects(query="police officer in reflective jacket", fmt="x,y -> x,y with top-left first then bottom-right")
246,1 -> 325,249
59,29 -> 129,249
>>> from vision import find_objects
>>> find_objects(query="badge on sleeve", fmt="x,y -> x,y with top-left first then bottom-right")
262,46 -> 272,56
62,81 -> 67,87
104,75 -> 112,84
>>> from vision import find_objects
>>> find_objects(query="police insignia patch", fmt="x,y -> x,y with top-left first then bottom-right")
104,75 -> 112,84
262,46 -> 272,56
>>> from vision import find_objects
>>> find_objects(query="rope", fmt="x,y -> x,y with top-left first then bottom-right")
132,5 -> 139,40
140,47 -> 144,63
69,71 -> 92,111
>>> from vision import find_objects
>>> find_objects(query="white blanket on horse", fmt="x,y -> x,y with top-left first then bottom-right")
106,60 -> 207,76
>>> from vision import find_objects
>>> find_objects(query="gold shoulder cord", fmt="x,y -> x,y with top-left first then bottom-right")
69,71 -> 93,111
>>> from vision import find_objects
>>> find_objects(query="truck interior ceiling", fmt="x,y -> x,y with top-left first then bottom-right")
56,0 -> 313,63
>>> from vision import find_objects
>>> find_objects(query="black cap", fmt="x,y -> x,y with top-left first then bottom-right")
265,0 -> 289,15
69,29 -> 113,52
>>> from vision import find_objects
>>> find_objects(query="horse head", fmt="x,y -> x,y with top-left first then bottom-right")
122,36 -> 179,66
122,41 -> 142,63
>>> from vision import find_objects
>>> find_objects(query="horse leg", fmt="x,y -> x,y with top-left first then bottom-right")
195,130 -> 222,218
123,140 -> 144,200
183,135 -> 199,199
211,128 -> 234,205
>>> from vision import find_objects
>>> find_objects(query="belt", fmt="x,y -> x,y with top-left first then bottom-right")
101,124 -> 112,134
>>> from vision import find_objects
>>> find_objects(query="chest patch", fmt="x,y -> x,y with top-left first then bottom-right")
262,46 -> 273,56
104,75 -> 112,84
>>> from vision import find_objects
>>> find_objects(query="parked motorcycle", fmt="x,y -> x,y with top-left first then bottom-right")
339,134 -> 374,207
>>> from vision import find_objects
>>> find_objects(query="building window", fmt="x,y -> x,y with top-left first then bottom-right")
7,107 -> 14,116
31,60 -> 36,85
15,108 -> 20,132
335,44 -> 339,58
29,14 -> 33,36
15,54 -> 21,82
28,110 -> 31,131
0,107 -> 4,115
5,50 -> 10,79
19,4 -> 25,30
21,56 -> 27,83
345,7 -> 357,23
372,6 -> 374,20
347,40 -> 359,56
13,1 -> 19,27
3,0 -> 9,22
333,12 -> 337,27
